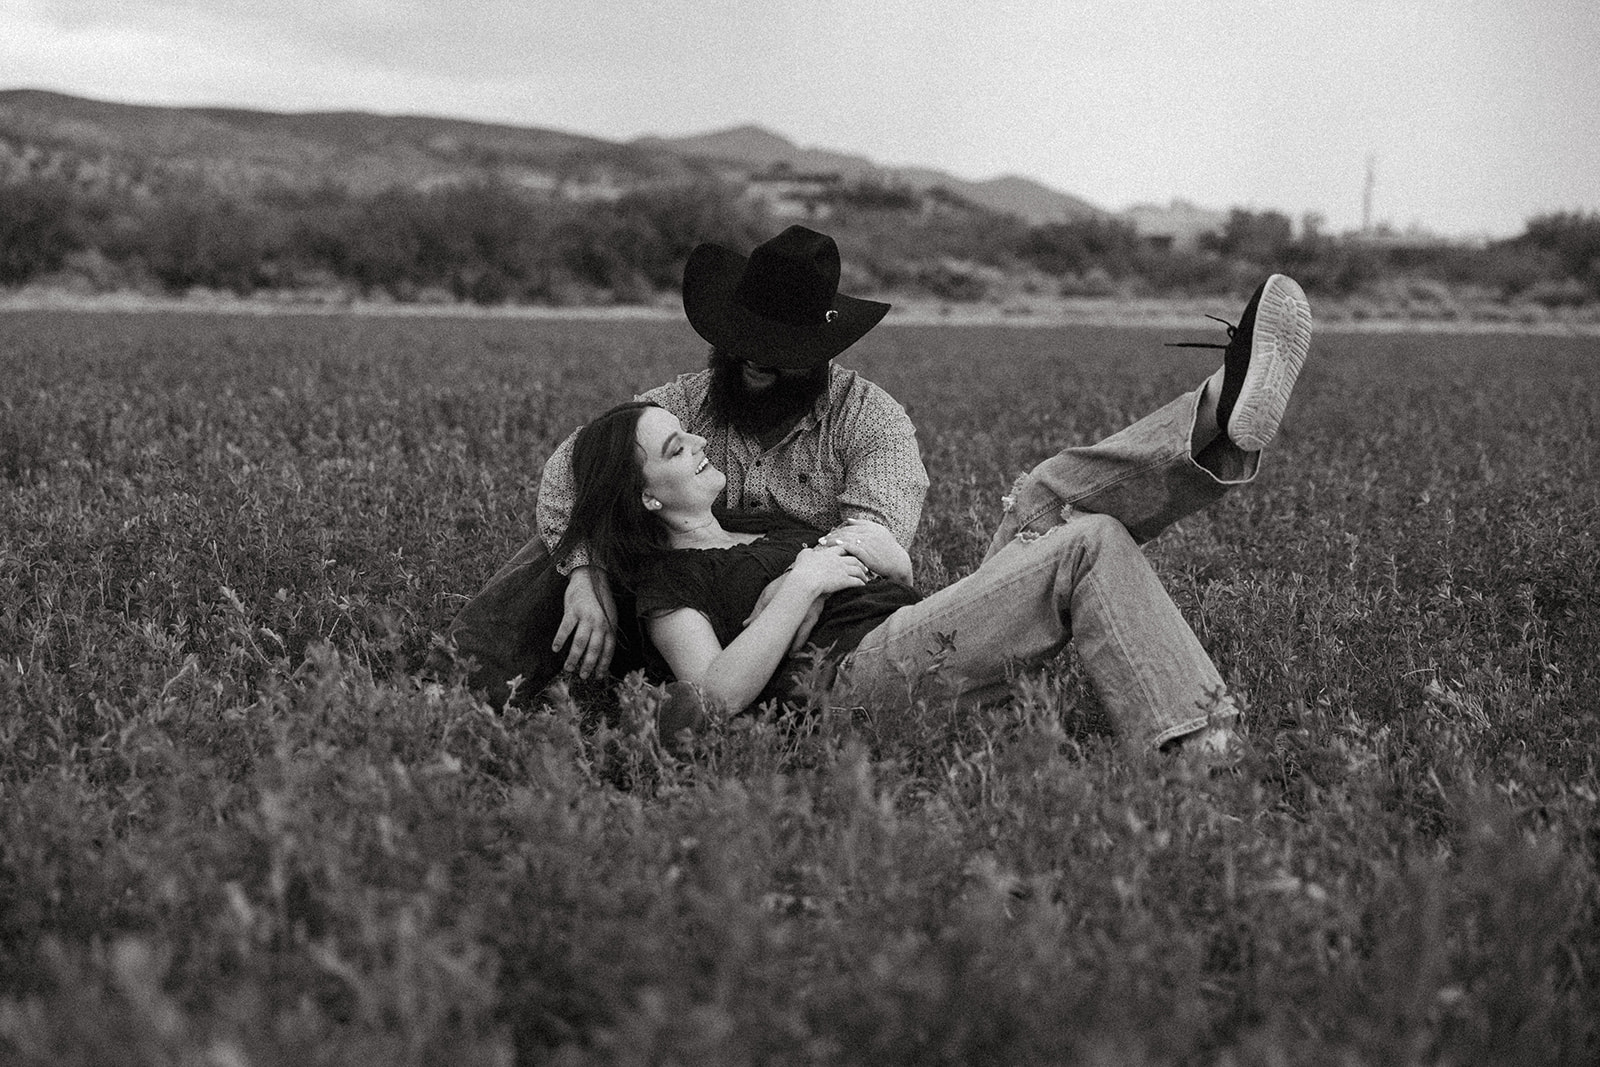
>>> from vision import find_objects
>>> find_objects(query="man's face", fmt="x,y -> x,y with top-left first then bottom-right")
706,348 -> 829,437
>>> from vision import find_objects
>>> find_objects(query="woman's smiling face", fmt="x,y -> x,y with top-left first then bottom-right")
635,406 -> 724,512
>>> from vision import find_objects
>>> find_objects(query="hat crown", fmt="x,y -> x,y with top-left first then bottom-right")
732,225 -> 840,328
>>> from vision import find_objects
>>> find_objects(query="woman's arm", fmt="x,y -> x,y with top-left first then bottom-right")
741,573 -> 827,653
744,519 -> 911,642
647,545 -> 868,713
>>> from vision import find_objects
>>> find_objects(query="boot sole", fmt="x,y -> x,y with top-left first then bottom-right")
1228,274 -> 1312,451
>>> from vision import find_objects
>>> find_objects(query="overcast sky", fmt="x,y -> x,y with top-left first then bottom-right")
5,0 -> 1597,237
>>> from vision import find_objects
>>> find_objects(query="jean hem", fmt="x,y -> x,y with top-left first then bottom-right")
1148,707 -> 1239,751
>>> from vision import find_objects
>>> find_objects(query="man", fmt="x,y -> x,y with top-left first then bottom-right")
448,225 -> 931,703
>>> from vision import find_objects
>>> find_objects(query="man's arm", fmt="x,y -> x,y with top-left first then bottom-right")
535,430 -> 588,573
529,431 -> 618,677
835,385 -> 929,550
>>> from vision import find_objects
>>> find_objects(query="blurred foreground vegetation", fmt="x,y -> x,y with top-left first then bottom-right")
1,312 -> 1598,1064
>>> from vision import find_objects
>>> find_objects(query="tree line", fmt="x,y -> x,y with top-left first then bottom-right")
1,171 -> 1596,308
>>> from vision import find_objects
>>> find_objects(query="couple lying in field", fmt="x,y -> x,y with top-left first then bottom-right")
450,225 -> 1313,764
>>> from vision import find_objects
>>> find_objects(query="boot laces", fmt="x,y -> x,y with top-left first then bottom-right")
1164,314 -> 1237,351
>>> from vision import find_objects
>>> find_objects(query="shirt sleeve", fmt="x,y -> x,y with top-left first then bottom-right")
836,385 -> 930,548
634,556 -> 713,622
638,375 -> 694,411
535,429 -> 587,574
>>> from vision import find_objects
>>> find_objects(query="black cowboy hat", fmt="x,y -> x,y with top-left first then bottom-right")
681,225 -> 891,368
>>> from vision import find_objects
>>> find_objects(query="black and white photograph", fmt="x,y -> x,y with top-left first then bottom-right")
2,2 -> 1598,1063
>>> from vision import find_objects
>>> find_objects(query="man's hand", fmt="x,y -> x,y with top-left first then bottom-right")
554,566 -> 616,679
744,571 -> 827,654
818,518 -> 912,585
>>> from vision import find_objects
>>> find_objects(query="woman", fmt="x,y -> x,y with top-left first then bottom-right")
558,275 -> 1312,757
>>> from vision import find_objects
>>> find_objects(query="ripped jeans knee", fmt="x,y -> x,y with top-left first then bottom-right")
987,471 -> 1086,557
1002,474 -> 1085,545
1017,502 -> 1088,543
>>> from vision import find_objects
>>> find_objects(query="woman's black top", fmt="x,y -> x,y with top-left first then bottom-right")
632,517 -> 922,703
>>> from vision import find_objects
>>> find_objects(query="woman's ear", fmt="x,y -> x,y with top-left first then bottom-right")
642,494 -> 662,511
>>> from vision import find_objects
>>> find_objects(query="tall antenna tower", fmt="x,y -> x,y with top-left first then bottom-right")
1362,154 -> 1376,234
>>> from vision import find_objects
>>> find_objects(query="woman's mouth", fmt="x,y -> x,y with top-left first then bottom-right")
695,457 -> 709,475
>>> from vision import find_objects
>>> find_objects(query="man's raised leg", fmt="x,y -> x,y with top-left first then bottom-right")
984,275 -> 1311,560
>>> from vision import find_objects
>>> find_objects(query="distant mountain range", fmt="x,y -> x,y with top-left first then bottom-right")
0,88 -> 697,195
0,89 -> 1111,226
634,124 -> 1103,224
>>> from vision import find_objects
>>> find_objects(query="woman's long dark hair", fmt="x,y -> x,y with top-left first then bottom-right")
552,401 -> 670,589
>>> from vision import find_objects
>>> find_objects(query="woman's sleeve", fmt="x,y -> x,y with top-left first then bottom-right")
634,558 -> 710,621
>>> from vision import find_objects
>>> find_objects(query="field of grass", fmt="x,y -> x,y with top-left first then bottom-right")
2,308 -> 1598,1065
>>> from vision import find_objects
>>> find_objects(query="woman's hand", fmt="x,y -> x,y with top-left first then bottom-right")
817,518 -> 913,585
788,543 -> 872,596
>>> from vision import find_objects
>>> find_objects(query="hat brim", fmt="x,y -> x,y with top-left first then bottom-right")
681,243 -> 890,369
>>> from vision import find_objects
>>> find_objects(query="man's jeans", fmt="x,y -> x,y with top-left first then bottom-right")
837,383 -> 1258,750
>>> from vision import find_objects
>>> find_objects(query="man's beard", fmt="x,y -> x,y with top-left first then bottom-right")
706,350 -> 831,439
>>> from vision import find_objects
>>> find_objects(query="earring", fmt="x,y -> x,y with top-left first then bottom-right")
644,497 -> 662,511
